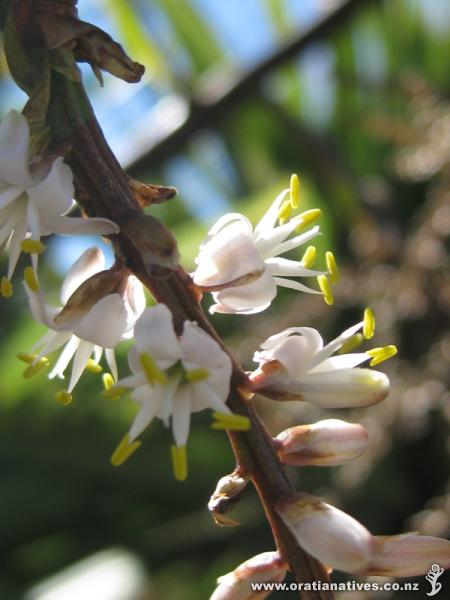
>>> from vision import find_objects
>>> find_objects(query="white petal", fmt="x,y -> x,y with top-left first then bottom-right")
33,330 -> 72,358
0,110 -> 33,187
134,304 -> 181,363
123,276 -> 146,335
171,386 -> 192,447
259,326 -> 324,352
310,353 -> 370,373
263,333 -> 324,377
0,185 -> 22,210
73,294 -> 128,347
129,385 -> 164,441
49,336 -> 80,379
0,204 -> 23,246
255,219 -> 300,258
93,345 -> 103,363
265,257 -> 324,278
203,212 -> 252,242
42,214 -> 119,237
156,375 -> 180,425
295,368 -> 389,408
28,157 -> 73,217
68,340 -> 94,392
61,247 -> 105,304
193,228 -> 263,288
309,322 -> 364,368
25,284 -> 60,329
211,270 -> 277,314
105,348 -> 118,382
190,381 -> 230,413
270,225 -> 321,258
253,188 -> 289,238
273,276 -> 322,295
116,373 -> 146,389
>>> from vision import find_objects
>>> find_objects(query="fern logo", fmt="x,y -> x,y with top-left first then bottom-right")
426,564 -> 444,597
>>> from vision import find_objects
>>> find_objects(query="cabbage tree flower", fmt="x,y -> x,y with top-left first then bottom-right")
192,176 -> 329,314
0,110 -> 118,296
108,304 -> 248,478
22,247 -> 145,402
249,311 -> 396,408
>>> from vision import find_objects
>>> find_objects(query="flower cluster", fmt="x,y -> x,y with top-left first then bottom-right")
3,105 -> 448,590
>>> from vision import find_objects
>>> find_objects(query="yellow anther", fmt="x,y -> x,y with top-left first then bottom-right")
185,368 -> 209,383
300,245 -> 317,269
171,444 -> 188,481
17,352 -> 36,364
86,358 -> 102,374
290,173 -> 300,209
363,307 -> 375,340
295,208 -> 322,233
1,277 -> 13,297
367,345 -> 398,366
317,275 -> 334,306
139,353 -> 168,385
101,385 -> 127,400
211,411 -> 251,431
23,357 -> 50,379
20,239 -> 46,254
55,389 -> 73,406
24,267 -> 39,292
277,199 -> 293,225
338,333 -> 364,354
326,251 -> 340,283
102,373 -> 115,390
111,434 -> 141,467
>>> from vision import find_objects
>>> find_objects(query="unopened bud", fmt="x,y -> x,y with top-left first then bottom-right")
275,419 -> 368,466
277,493 -> 373,574
208,471 -> 249,527
366,534 -> 450,577
210,551 -> 287,600
128,176 -> 177,207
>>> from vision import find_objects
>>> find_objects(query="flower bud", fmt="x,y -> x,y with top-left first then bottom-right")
277,493 -> 373,574
366,534 -> 450,577
210,551 -> 287,600
275,419 -> 369,466
208,472 -> 249,527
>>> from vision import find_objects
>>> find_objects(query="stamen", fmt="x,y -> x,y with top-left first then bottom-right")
139,353 -> 168,385
338,333 -> 364,354
86,358 -> 102,374
290,173 -> 300,209
17,352 -> 36,364
55,389 -> 73,406
295,208 -> 321,233
111,434 -> 141,466
102,373 -> 115,390
23,357 -> 50,379
185,368 -> 209,383
211,412 -> 251,431
300,245 -> 316,269
24,267 -> 39,292
1,277 -> 13,297
20,239 -> 46,254
171,444 -> 188,481
317,275 -> 334,305
101,385 -> 127,400
277,200 -> 292,225
367,345 -> 397,366
326,251 -> 340,283
363,307 -> 375,339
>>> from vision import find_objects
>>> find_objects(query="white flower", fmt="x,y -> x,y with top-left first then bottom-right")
192,179 -> 327,314
23,247 -> 145,399
109,304 -> 247,477
249,315 -> 396,408
0,110 -> 118,293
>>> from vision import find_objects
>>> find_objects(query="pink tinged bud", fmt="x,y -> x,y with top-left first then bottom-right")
366,534 -> 450,577
277,493 -> 373,574
275,419 -> 369,466
210,551 -> 288,600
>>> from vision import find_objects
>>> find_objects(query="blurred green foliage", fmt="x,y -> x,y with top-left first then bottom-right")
1,0 -> 450,598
